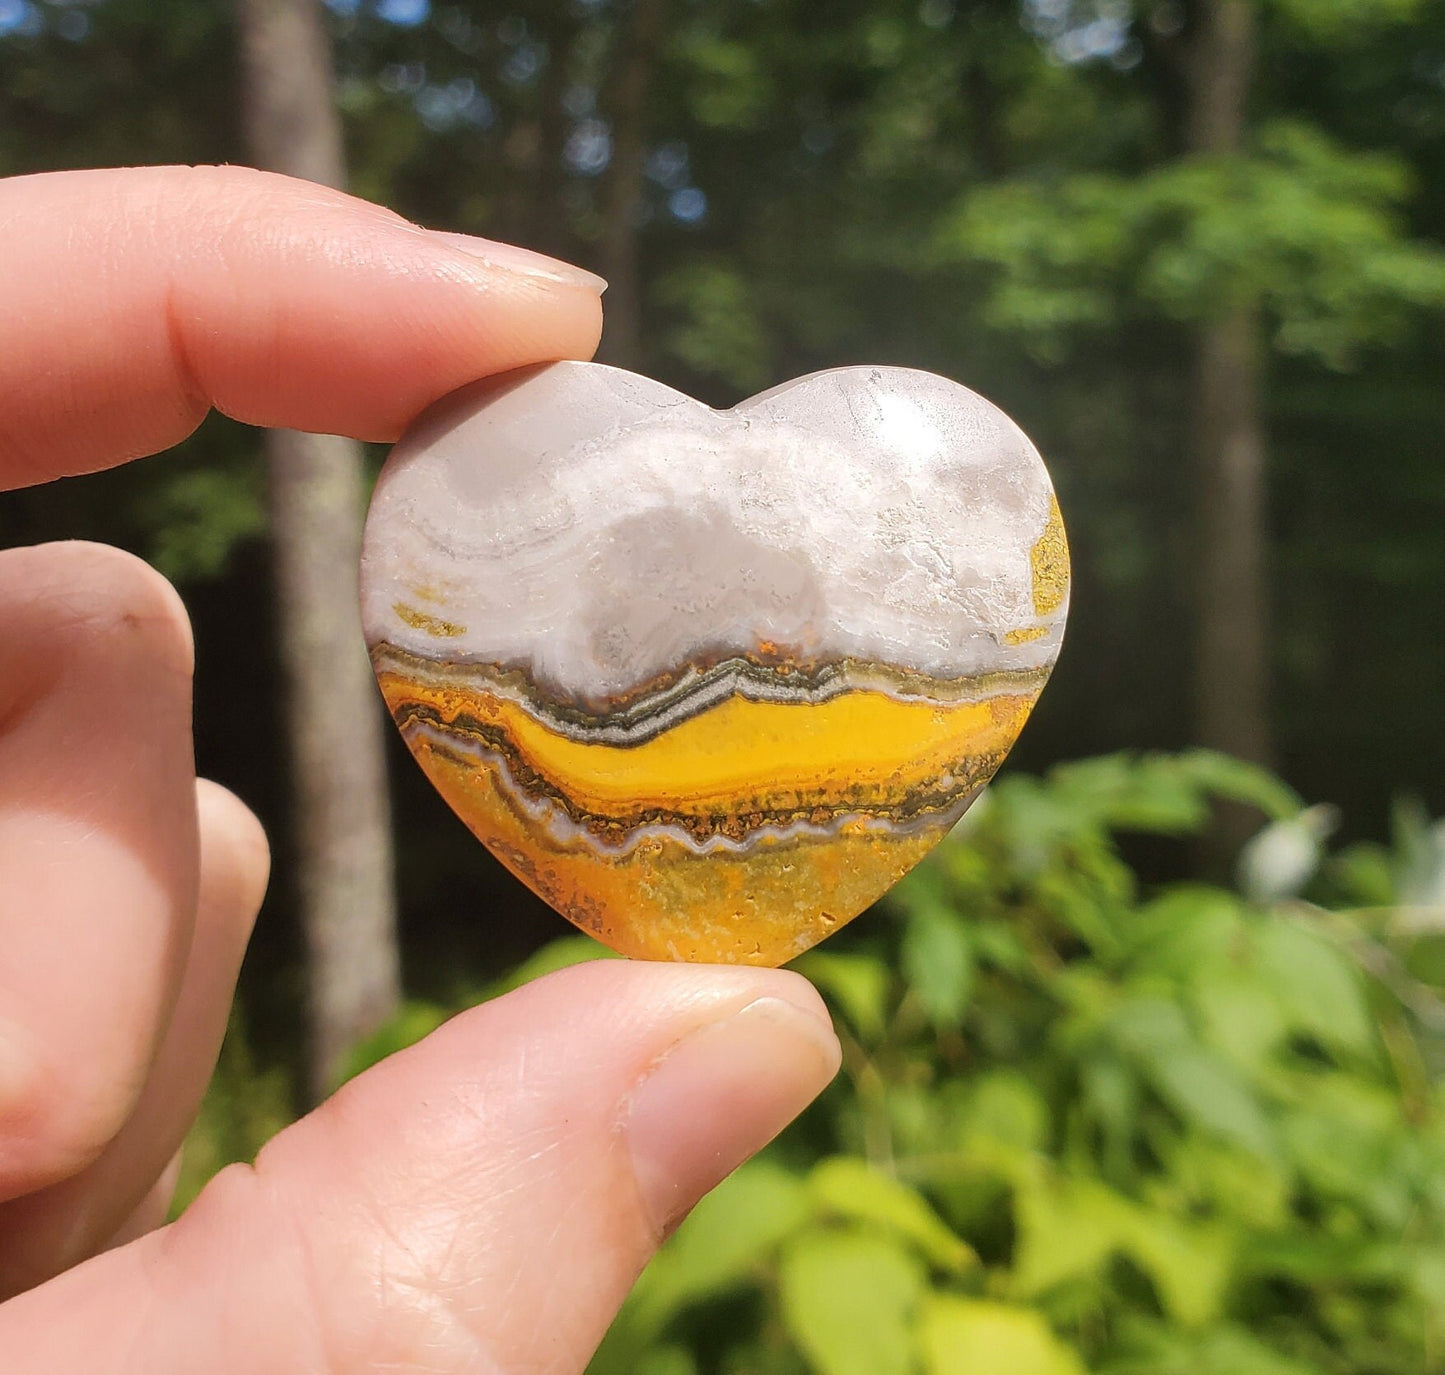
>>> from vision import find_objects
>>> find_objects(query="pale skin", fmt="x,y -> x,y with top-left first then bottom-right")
0,165 -> 842,1373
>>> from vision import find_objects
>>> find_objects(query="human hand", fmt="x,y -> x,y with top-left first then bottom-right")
0,166 -> 841,1373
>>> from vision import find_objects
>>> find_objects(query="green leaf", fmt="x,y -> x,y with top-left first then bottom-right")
1013,1163 -> 1232,1325
1110,999 -> 1277,1157
1407,1245 -> 1445,1311
1194,974 -> 1289,1071
630,1161 -> 812,1336
961,1072 -> 1050,1154
916,1296 -> 1087,1375
1254,918 -> 1375,1057
1174,750 -> 1303,822
1012,1171 -> 1132,1297
1108,1321 -> 1326,1375
1115,1211 -> 1235,1328
1329,841 -> 1399,907
635,1349 -> 698,1375
1150,1046 -> 1277,1158
792,951 -> 892,1042
968,920 -> 1032,975
1278,1076 -> 1411,1223
1049,752 -> 1214,834
591,1163 -> 812,1374
1242,1229 -> 1405,1285
779,1228 -> 925,1375
946,121 -> 1445,367
1133,887 -> 1247,978
808,1157 -> 977,1274
718,1343 -> 810,1375
1403,932 -> 1445,987
901,905 -> 974,1030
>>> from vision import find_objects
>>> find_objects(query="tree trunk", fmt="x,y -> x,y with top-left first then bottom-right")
597,0 -> 669,366
1187,0 -> 1253,155
1193,306 -> 1270,769
1187,0 -> 1271,860
237,0 -> 401,1099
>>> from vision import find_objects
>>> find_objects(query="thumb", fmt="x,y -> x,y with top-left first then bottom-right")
0,960 -> 840,1374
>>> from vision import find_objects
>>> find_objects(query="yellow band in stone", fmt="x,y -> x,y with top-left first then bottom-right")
373,660 -> 1044,963
377,667 -> 1040,826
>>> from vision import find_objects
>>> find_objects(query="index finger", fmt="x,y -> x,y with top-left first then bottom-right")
0,165 -> 606,490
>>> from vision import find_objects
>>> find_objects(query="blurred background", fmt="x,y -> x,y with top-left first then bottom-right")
3,0 -> 1445,1370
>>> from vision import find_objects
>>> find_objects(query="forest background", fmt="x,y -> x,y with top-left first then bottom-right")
3,0 -> 1445,1371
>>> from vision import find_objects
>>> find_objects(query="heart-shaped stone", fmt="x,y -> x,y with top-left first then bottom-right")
360,362 -> 1068,965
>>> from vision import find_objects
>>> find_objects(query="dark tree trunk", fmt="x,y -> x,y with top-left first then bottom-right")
597,0 -> 669,366
1186,0 -> 1271,863
1192,306 -> 1270,771
1188,0 -> 1254,155
236,0 -> 401,1099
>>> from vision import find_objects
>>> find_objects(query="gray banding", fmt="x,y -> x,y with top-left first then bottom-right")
401,718 -> 979,858
372,641 -> 1049,747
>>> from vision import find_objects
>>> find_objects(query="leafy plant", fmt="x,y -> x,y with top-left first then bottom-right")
581,753 -> 1445,1374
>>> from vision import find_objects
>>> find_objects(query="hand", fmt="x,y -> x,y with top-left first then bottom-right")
0,166 -> 841,1373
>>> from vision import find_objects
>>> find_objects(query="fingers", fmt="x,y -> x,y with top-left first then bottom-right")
0,781 -> 268,1297
0,164 -> 606,489
0,542 -> 199,1197
0,961 -> 840,1375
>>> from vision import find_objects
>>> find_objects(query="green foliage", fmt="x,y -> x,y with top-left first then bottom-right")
1269,0 -> 1424,43
577,753 -> 1445,1374
779,1228 -> 924,1375
142,465 -> 268,584
900,901 -> 974,1033
947,123 -> 1445,366
656,260 -> 775,393
672,30 -> 773,131
917,1296 -> 1087,1375
806,1158 -> 977,1275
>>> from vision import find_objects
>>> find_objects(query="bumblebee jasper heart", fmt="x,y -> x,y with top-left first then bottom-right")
361,362 -> 1068,965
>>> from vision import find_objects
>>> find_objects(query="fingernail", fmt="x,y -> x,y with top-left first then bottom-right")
627,995 -> 841,1234
428,231 -> 608,293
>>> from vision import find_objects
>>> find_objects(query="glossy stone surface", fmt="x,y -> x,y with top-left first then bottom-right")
361,362 -> 1068,965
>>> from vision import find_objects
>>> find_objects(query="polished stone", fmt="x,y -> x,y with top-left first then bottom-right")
360,362 -> 1068,964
